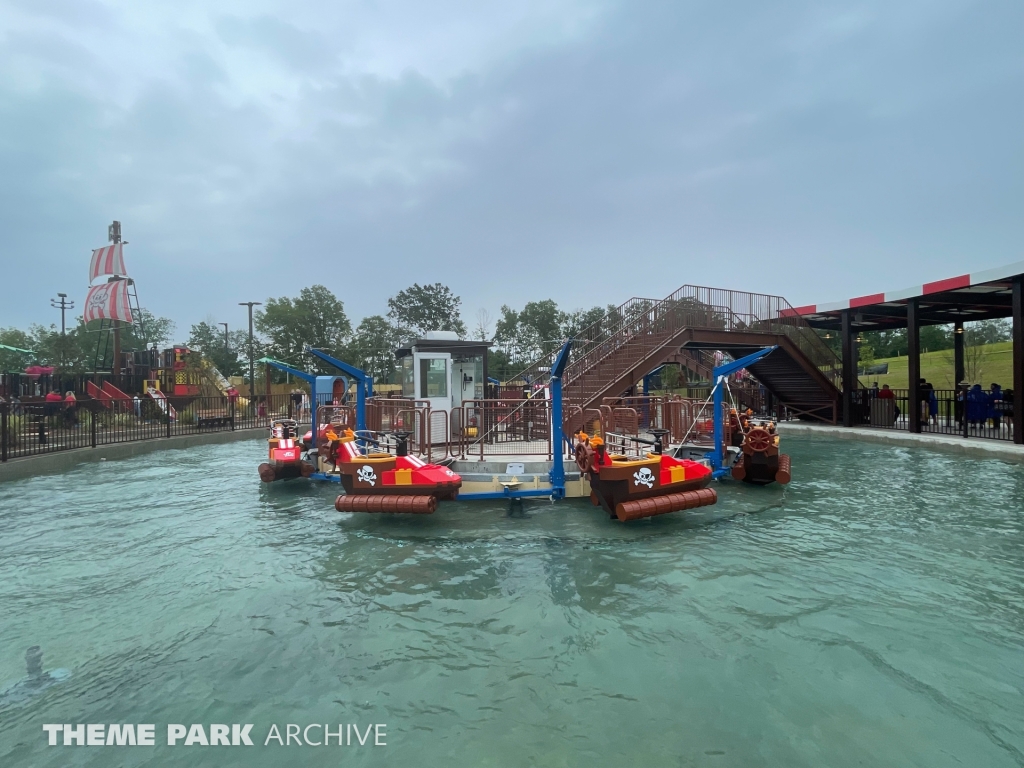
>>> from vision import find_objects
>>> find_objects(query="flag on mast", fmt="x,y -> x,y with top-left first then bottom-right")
83,280 -> 134,324
89,243 -> 127,282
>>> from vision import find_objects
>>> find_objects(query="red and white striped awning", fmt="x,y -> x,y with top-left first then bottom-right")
781,260 -> 1024,319
83,280 -> 134,324
89,243 -> 128,282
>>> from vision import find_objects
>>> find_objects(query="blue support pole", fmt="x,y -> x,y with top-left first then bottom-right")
547,339 -> 573,500
712,379 -> 724,472
710,346 -> 778,478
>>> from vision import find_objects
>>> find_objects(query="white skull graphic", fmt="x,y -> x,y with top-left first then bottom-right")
88,283 -> 112,311
633,467 -> 655,488
356,465 -> 377,486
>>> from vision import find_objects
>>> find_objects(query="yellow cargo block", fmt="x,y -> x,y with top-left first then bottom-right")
394,468 -> 413,485
669,465 -> 687,483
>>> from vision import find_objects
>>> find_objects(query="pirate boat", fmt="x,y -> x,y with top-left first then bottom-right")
319,427 -> 462,514
574,429 -> 717,521
259,418 -> 316,482
729,420 -> 791,486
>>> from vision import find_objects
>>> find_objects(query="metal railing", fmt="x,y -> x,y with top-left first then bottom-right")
365,397 -> 451,463
0,394 -> 300,462
506,286 -> 844,414
846,388 -> 1015,441
454,397 -> 553,460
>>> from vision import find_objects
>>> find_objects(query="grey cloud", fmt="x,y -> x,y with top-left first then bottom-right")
0,0 -> 1021,336
214,14 -> 340,72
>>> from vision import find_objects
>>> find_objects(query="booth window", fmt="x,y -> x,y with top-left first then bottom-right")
420,358 -> 447,398
401,356 -> 415,398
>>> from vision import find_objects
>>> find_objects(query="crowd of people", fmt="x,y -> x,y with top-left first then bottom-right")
866,379 -> 1011,432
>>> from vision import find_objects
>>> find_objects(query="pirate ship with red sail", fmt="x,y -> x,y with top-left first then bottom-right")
574,429 -> 717,521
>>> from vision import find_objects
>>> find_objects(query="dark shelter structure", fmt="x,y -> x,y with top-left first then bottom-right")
786,261 -> 1023,443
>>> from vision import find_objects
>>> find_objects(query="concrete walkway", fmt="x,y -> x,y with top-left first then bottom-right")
777,421 -> 1024,464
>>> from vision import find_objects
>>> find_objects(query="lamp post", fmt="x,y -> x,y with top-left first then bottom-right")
239,302 -> 261,414
49,292 -> 74,366
219,322 -> 229,352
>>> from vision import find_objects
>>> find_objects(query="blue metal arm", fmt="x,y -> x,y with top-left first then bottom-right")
711,346 -> 777,474
260,356 -> 320,439
304,347 -> 372,432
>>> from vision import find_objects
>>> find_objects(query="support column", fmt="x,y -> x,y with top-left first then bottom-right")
954,320 -> 965,386
841,310 -> 857,427
908,298 -> 921,434
1013,276 -> 1022,445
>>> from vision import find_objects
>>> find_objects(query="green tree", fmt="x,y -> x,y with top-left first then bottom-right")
387,283 -> 466,339
132,309 -> 176,348
188,320 -> 245,376
347,315 -> 401,383
857,343 -> 875,371
0,327 -> 35,372
562,306 -> 607,340
965,318 -> 1011,346
519,300 -> 565,355
256,285 -> 351,366
919,324 -> 952,354
493,305 -> 536,364
659,364 -> 682,393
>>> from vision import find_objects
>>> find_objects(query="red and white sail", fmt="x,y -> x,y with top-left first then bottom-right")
83,280 -> 134,324
89,243 -> 128,282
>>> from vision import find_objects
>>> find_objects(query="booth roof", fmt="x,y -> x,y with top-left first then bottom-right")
395,338 -> 492,358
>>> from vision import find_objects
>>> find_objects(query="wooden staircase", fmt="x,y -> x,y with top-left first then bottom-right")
509,286 -> 843,431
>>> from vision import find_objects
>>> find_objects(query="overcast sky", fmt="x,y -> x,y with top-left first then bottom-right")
1,0 -> 1021,337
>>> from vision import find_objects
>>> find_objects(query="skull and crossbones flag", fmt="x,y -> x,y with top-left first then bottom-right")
83,280 -> 134,324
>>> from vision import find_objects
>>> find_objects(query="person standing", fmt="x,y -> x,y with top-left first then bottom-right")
966,384 -> 987,427
989,383 -> 1003,432
919,378 -> 933,425
63,391 -> 77,427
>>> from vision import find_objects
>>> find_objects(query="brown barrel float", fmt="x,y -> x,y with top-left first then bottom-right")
259,461 -> 316,483
615,487 -> 717,522
776,454 -> 791,485
731,462 -> 746,481
335,494 -> 437,514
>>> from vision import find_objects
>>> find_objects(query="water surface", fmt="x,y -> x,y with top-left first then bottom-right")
1,436 -> 1022,767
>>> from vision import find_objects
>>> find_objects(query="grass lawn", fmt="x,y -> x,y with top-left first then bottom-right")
862,341 -> 1015,390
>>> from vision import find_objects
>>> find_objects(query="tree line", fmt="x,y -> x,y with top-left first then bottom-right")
1,281 -> 583,383
817,320 -> 1013,367
4,282 -> 1013,386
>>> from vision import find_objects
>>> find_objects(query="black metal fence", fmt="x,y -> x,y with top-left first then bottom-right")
0,394 -> 303,462
846,388 -> 1015,441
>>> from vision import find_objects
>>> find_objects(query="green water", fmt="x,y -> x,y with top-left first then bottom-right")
1,436 -> 1023,767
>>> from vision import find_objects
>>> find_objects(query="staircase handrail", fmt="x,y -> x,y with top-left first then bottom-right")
505,285 -> 844,395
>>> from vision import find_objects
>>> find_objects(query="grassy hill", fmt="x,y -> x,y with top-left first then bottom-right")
860,341 -> 1014,390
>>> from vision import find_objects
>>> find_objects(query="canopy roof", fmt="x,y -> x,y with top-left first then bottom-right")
783,260 -> 1023,330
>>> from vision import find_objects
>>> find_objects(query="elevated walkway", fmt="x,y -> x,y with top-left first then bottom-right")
510,285 -> 843,433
